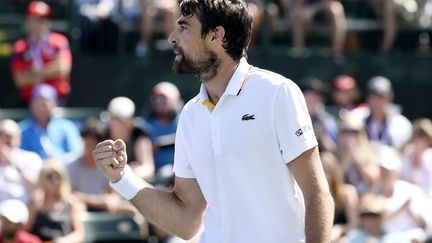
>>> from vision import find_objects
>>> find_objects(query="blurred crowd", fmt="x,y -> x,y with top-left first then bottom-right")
2,1 -> 432,243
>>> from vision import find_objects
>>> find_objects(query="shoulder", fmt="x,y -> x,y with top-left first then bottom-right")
66,158 -> 82,171
51,118 -> 78,129
12,38 -> 28,53
49,32 -> 69,45
248,66 -> 299,91
19,119 -> 36,133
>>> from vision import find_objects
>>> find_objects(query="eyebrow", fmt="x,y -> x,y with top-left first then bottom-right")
177,19 -> 190,26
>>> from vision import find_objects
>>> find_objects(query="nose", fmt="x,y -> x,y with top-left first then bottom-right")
168,28 -> 177,45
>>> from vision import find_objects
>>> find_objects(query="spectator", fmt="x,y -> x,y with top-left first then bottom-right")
11,1 -> 72,103
0,199 -> 42,243
135,0 -> 179,57
66,118 -> 111,211
143,82 -> 182,182
373,145 -> 429,242
66,118 -> 150,237
337,112 -> 379,195
20,84 -> 83,164
290,0 -> 347,57
346,194 -> 413,243
401,118 -> 432,198
299,77 -> 338,152
369,0 -> 430,53
0,119 -> 43,203
328,75 -> 364,120
106,97 -> 155,179
75,0 -> 120,54
320,151 -> 359,242
26,160 -> 85,243
364,76 -> 412,149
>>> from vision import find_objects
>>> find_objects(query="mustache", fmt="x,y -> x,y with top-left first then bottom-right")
173,46 -> 184,55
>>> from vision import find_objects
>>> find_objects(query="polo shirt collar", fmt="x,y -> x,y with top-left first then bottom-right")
224,57 -> 250,96
196,57 -> 250,103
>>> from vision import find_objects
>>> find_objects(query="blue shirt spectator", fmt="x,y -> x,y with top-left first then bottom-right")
19,84 -> 83,164
145,115 -> 178,171
143,82 -> 182,177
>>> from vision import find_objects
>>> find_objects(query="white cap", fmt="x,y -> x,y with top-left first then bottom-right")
339,111 -> 365,131
376,145 -> 402,171
107,97 -> 135,119
0,199 -> 29,224
367,76 -> 393,96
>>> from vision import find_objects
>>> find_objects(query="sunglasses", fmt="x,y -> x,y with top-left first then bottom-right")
45,172 -> 61,182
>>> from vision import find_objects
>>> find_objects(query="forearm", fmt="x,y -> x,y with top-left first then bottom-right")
131,185 -> 204,240
14,72 -> 39,88
38,60 -> 71,79
305,190 -> 334,243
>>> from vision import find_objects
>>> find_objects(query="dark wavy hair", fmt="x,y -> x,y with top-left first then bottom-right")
180,0 -> 253,61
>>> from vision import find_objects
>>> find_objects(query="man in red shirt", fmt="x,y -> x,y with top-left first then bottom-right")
11,1 -> 72,102
0,199 -> 42,243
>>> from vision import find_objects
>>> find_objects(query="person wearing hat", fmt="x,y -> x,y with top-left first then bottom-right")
0,199 -> 42,243
345,194 -> 415,243
401,118 -> 432,198
299,77 -> 339,152
364,76 -> 412,149
328,75 -> 366,120
11,1 -> 72,103
19,84 -> 83,164
106,97 -> 155,180
373,145 -> 429,242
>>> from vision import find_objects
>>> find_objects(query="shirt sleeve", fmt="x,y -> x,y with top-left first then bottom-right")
63,120 -> 84,156
274,81 -> 318,164
173,112 -> 195,178
55,34 -> 72,64
11,40 -> 29,75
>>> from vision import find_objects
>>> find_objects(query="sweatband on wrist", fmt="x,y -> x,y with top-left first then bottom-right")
109,165 -> 145,200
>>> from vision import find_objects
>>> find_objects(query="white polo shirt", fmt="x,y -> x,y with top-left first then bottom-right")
174,57 -> 318,243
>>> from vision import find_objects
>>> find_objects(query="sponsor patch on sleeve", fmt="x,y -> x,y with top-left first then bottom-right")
295,125 -> 312,137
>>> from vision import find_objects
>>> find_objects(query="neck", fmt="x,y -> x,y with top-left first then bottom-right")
30,30 -> 47,42
371,110 -> 386,123
203,58 -> 239,104
83,153 -> 96,168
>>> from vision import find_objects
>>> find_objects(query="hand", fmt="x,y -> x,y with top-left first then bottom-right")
93,139 -> 128,183
0,142 -> 12,165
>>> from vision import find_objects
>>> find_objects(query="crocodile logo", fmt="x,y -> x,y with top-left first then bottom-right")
241,114 -> 255,121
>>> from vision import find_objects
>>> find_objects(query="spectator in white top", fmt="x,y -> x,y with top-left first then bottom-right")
374,145 -> 430,242
364,76 -> 412,149
0,119 -> 43,203
401,118 -> 432,198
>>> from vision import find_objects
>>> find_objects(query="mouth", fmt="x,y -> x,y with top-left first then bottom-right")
175,53 -> 183,61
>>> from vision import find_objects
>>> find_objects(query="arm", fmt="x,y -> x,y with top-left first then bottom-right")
13,57 -> 71,89
131,176 -> 206,240
130,136 -> 155,180
343,184 -> 359,232
93,139 -> 207,240
288,146 -> 334,243
54,197 -> 86,243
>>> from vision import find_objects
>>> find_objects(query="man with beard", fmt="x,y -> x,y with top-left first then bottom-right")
92,0 -> 334,242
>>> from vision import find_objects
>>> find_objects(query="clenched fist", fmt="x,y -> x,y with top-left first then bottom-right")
92,139 -> 127,182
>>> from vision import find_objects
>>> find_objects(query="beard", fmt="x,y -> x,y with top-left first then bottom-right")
172,45 -> 219,82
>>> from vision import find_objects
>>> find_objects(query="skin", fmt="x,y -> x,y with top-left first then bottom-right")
93,11 -> 333,242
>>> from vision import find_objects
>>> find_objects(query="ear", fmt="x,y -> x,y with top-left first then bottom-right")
209,26 -> 225,44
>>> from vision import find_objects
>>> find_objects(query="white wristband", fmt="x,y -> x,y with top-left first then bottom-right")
109,165 -> 145,200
